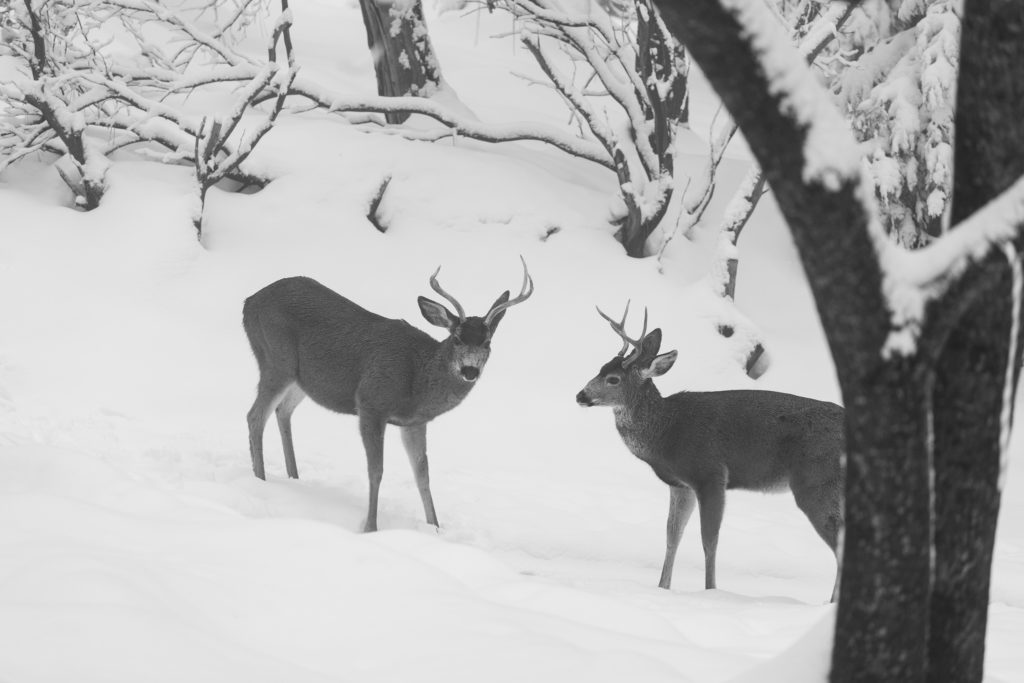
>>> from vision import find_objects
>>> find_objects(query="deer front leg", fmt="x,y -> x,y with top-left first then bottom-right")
400,424 -> 439,528
696,484 -> 726,590
359,412 -> 387,533
659,484 -> 696,589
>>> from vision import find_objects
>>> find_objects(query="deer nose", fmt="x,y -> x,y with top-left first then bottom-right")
460,366 -> 480,382
576,390 -> 593,406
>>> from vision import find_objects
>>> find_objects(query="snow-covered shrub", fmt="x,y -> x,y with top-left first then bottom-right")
485,0 -> 689,257
0,0 -> 289,229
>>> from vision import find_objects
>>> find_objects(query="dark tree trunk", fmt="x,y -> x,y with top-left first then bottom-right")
358,0 -> 443,124
927,1 -> 1024,681
620,203 -> 649,258
656,0 -> 1024,681
616,0 -> 687,258
833,366 -> 933,682
653,1 -> 935,680
723,172 -> 767,300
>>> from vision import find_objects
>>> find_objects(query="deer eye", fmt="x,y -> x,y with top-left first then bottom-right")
606,375 -> 621,386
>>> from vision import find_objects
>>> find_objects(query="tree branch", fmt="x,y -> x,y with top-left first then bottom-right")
656,0 -> 887,375
284,79 -> 614,169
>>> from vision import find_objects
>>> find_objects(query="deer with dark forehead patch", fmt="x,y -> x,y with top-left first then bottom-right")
243,259 -> 533,532
576,303 -> 845,601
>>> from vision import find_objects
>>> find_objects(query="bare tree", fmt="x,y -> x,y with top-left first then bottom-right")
487,0 -> 688,256
0,0 -> 293,232
655,1 -> 1023,682
0,1 -> 110,208
699,0 -> 856,301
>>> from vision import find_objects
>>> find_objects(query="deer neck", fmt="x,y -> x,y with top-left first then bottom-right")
409,340 -> 475,419
613,381 -> 670,458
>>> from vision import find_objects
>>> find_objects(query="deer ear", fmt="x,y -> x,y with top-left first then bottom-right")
639,328 -> 663,359
641,350 -> 677,379
418,296 -> 457,330
486,290 -> 511,331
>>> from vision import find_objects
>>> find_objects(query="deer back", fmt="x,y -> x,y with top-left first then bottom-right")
653,389 -> 844,492
243,276 -> 450,419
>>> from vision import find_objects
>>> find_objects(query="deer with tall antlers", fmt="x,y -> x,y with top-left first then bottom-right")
576,303 -> 845,600
243,259 -> 534,532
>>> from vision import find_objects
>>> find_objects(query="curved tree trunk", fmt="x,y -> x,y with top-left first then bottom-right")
927,2 -> 1024,681
653,0 -> 1023,680
652,8 -> 935,676
358,0 -> 443,124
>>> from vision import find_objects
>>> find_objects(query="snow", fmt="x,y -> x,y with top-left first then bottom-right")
1,1 -> 1023,682
836,0 -> 959,246
719,0 -> 861,190
1000,243 -> 1022,491
881,173 -> 1024,356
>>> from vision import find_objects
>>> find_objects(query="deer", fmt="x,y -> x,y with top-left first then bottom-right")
576,303 -> 845,601
243,259 -> 533,532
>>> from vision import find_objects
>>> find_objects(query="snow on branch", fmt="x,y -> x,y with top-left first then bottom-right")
2,0 -> 693,257
680,0 -> 856,296
882,175 -> 1024,356
841,0 -> 960,248
485,0 -> 688,256
0,0 -> 293,221
719,0 -> 861,191
657,0 -> 892,362
285,78 -> 614,169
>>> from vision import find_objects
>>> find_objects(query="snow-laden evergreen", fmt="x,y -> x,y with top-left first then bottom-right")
829,0 -> 959,247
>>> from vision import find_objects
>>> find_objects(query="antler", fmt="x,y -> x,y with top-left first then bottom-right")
484,256 -> 534,324
596,301 -> 649,368
429,266 -> 468,322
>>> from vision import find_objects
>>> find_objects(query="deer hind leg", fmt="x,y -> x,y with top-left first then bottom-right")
696,484 -> 726,590
247,375 -> 291,481
275,383 -> 306,479
358,412 -> 387,533
400,424 -> 439,528
659,485 -> 697,589
791,478 -> 844,602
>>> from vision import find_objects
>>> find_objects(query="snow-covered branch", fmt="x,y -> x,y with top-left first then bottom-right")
487,0 -> 687,256
826,0 -> 959,247
882,175 -> 1024,355
286,78 -> 614,169
0,0 -> 287,220
671,0 -> 856,295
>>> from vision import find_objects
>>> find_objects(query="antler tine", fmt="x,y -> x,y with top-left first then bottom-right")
484,256 -> 534,324
596,300 -> 632,356
429,266 -> 467,321
622,307 -> 649,369
596,301 -> 650,366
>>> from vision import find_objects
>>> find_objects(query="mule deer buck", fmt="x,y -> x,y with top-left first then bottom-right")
576,303 -> 844,600
243,259 -> 533,532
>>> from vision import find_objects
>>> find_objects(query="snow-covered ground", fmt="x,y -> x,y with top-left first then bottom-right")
1,2 -> 1022,681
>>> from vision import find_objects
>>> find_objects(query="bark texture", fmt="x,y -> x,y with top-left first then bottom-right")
652,0 -> 1021,680
653,8 -> 935,677
358,0 -> 442,124
927,2 -> 1024,681
620,0 -> 688,257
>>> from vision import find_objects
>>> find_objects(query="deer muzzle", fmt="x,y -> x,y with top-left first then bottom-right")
576,390 -> 595,407
460,366 -> 481,382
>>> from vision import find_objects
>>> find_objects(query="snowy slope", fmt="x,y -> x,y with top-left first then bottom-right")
0,2 -> 1022,682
